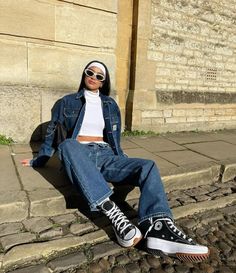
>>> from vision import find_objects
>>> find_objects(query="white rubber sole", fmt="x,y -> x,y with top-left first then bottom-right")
147,237 -> 210,262
115,227 -> 143,248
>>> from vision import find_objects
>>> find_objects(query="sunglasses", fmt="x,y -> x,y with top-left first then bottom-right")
84,68 -> 105,82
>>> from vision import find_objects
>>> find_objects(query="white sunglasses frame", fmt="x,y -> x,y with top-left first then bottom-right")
84,68 -> 105,82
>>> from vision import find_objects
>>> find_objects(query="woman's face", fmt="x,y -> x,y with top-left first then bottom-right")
84,66 -> 105,92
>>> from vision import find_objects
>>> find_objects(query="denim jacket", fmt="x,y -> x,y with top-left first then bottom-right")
31,89 -> 125,167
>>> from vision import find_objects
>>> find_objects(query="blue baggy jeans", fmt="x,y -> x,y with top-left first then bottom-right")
58,139 -> 172,223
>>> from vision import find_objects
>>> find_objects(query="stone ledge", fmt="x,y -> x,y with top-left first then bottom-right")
220,157 -> 236,182
122,162 -> 222,201
173,193 -> 236,219
2,230 -> 108,271
0,191 -> 28,224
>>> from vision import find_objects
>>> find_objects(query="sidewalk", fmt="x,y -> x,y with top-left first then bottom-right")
0,129 -> 236,272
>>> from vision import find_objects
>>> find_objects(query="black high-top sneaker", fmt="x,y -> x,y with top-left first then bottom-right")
100,200 -> 142,247
139,217 -> 209,262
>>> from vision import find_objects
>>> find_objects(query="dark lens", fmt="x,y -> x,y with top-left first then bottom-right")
85,69 -> 94,77
96,74 -> 105,81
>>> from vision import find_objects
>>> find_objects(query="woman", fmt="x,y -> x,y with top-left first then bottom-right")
22,60 -> 209,262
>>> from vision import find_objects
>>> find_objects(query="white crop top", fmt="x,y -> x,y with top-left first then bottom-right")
78,89 -> 105,143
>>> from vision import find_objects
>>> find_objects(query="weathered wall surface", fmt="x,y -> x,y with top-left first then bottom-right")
131,0 -> 236,133
1,0 -> 236,142
0,0 -> 123,142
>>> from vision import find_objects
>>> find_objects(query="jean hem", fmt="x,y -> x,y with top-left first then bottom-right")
89,190 -> 113,212
138,212 -> 173,225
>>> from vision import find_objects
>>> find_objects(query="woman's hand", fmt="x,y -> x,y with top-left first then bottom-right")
21,159 -> 32,167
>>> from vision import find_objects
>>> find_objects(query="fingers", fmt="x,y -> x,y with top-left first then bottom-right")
21,159 -> 31,167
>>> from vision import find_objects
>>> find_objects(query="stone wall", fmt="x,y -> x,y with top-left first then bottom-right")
131,0 -> 236,133
1,0 -> 236,142
0,0 -> 131,142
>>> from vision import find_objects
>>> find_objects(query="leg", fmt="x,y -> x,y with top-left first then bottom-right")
57,139 -> 112,211
97,154 -> 172,222
97,152 -> 209,262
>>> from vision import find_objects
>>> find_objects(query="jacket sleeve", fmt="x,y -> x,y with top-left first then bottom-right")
31,98 -> 64,167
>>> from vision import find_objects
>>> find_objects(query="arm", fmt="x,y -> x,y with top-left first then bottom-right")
31,98 -> 65,167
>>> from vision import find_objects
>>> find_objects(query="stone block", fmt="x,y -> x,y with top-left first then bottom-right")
23,217 -> 53,233
61,0 -> 118,13
70,222 -> 94,235
7,265 -> 50,273
0,232 -> 36,251
0,86 -> 41,142
28,43 -> 116,89
28,189 -> 72,217
0,191 -> 28,224
2,230 -> 107,270
221,159 -> 236,182
133,91 -> 157,110
0,223 -> 23,237
55,4 -> 117,48
0,146 -> 21,192
0,39 -> 27,84
162,162 -> 221,193
14,154 -> 69,191
173,193 -> 236,219
0,0 -> 55,40
142,110 -> 163,118
47,250 -> 87,272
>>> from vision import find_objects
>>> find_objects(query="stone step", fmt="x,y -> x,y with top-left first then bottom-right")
1,152 -> 236,224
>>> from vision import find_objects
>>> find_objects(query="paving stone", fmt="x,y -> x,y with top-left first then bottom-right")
221,160 -> 236,182
163,264 -> 175,273
0,223 -> 24,237
70,222 -> 95,235
89,262 -> 103,273
218,241 -> 232,255
116,254 -> 130,265
175,264 -> 190,273
0,232 -> 36,251
139,259 -> 150,272
146,255 -> 161,268
98,258 -> 110,272
217,266 -> 234,273
200,210 -> 224,224
51,214 -> 76,226
111,266 -> 127,273
48,251 -> 87,272
3,230 -> 107,270
199,263 -> 215,273
28,189 -> 74,217
173,194 -> 236,219
23,217 -> 53,233
0,146 -> 21,192
125,262 -> 141,273
39,227 -> 64,240
128,250 -> 141,261
195,194 -> 210,202
178,218 -> 197,229
0,191 -> 28,224
7,265 -> 51,273
208,187 -> 232,198
219,205 -> 236,216
92,241 -> 123,261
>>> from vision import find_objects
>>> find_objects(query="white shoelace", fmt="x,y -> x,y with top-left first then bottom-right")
166,218 -> 193,242
146,217 -> 193,243
105,205 -> 132,235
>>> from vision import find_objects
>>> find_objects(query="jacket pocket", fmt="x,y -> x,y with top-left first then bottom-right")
64,108 -> 80,117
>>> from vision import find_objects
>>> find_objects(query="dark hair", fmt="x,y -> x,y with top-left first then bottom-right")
78,60 -> 111,96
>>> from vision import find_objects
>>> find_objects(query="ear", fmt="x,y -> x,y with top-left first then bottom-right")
100,82 -> 104,88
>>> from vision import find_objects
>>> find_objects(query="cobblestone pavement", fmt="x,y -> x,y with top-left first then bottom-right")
1,179 -> 235,273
